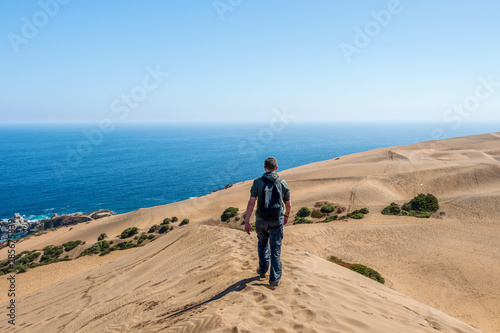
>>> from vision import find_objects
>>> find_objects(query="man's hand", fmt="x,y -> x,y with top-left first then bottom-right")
284,216 -> 289,225
244,222 -> 251,235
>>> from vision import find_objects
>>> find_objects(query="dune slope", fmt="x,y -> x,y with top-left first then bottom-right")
0,225 -> 484,333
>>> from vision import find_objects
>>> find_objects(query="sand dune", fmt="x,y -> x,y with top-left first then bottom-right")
1,132 -> 499,332
0,226 -> 484,332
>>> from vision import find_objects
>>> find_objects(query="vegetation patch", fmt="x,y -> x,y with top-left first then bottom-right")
97,233 -> 107,241
41,245 -> 64,263
328,256 -> 385,284
381,194 -> 439,218
381,203 -> 402,215
222,207 -> 239,221
320,204 -> 335,214
349,264 -> 385,284
120,227 -> 139,239
180,218 -> 190,226
62,240 -> 82,252
321,215 -> 338,223
148,224 -> 159,233
79,240 -> 111,257
293,217 -> 313,225
158,225 -> 171,234
296,207 -> 311,217
310,210 -> 325,219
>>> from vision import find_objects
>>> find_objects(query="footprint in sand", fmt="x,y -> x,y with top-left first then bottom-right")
294,308 -> 316,322
252,291 -> 268,303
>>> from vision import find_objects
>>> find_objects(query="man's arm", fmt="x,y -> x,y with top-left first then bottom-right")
284,200 -> 291,225
244,197 -> 256,235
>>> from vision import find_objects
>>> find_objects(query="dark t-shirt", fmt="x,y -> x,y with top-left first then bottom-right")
250,171 -> 290,219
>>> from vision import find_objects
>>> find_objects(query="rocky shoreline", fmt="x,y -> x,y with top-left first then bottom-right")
0,210 -> 116,241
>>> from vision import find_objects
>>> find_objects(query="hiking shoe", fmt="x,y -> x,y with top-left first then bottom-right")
256,268 -> 266,279
269,282 -> 279,290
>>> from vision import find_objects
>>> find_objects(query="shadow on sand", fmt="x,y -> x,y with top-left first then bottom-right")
165,276 -> 261,319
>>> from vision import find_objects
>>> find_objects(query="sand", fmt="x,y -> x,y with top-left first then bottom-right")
1,132 -> 499,332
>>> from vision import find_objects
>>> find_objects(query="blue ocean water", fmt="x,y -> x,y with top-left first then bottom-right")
0,122 -> 498,220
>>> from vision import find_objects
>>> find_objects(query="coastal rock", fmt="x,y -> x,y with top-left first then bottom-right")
51,213 -> 59,219
11,213 -> 24,224
86,209 -> 116,220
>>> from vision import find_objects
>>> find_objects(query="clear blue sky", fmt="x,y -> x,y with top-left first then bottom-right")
1,0 -> 499,124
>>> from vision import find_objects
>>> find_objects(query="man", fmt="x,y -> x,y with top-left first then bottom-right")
244,157 -> 291,290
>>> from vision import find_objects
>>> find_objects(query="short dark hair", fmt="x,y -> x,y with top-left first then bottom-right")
264,157 -> 278,170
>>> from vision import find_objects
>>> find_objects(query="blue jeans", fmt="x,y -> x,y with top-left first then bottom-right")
255,217 -> 284,285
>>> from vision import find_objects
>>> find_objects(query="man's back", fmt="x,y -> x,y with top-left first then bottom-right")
250,171 -> 290,220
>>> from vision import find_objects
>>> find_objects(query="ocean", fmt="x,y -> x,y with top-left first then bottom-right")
0,122 -> 497,221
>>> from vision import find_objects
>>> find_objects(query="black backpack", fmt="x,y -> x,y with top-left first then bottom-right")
259,177 -> 284,221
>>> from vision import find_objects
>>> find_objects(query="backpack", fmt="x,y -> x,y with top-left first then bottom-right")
258,177 -> 284,221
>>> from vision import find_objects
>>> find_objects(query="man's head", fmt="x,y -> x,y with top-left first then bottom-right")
264,157 -> 278,172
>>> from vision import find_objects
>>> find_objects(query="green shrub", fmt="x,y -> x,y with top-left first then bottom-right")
338,215 -> 348,220
347,211 -> 364,219
158,225 -> 168,234
409,194 -> 439,212
162,218 -> 171,225
78,240 -> 110,257
18,252 -> 40,265
63,240 -> 82,251
349,264 -> 385,284
120,227 -> 138,239
293,217 -> 313,225
359,208 -> 369,214
323,215 -> 338,223
18,265 -> 28,273
111,241 -> 137,251
40,245 -> 63,262
320,204 -> 335,214
409,210 -> 431,218
148,225 -> 159,233
402,202 -> 411,212
134,236 -> 139,240
180,219 -> 190,226
381,203 -> 401,215
235,216 -> 240,221
311,210 -> 325,218
148,234 -> 155,240
296,207 -> 311,217
97,233 -> 107,241
222,207 -> 239,221
99,249 -> 111,256
171,216 -> 178,222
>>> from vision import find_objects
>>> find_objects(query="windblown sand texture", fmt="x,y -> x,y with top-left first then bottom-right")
1,132 -> 499,332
